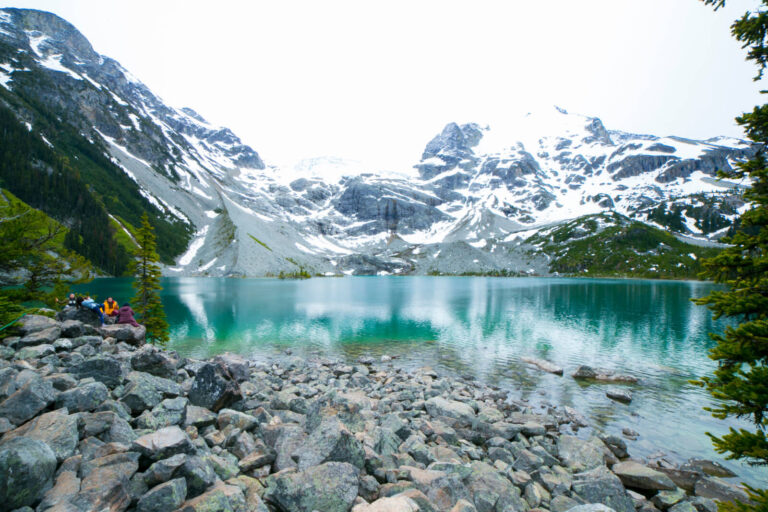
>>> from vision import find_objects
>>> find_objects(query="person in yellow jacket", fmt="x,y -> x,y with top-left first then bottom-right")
102,297 -> 119,317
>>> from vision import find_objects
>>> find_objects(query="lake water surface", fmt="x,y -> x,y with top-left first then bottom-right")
75,276 -> 765,485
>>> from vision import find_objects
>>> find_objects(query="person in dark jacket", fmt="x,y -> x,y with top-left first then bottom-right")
116,302 -> 140,328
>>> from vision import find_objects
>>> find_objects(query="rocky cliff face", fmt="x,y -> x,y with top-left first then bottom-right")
0,8 -> 757,277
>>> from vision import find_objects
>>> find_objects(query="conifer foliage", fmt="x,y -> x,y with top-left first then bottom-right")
695,1 -> 768,510
131,212 -> 169,346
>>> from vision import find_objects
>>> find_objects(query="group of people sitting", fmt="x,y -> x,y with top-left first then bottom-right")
59,294 -> 140,327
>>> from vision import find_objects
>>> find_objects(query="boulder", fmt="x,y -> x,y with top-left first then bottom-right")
132,426 -> 195,461
0,437 -> 57,510
355,494 -> 422,511
18,326 -> 61,348
120,371 -> 182,413
137,477 -> 187,512
425,397 -> 475,423
39,469 -> 81,510
0,409 -> 78,461
131,345 -> 178,378
60,319 -> 85,338
70,356 -> 124,387
465,461 -> 528,512
73,452 -> 139,512
134,396 -> 188,429
612,461 -> 676,491
213,352 -> 250,382
218,408 -> 258,431
558,435 -> 605,472
694,476 -> 751,504
0,373 -> 56,425
177,455 -> 218,498
100,323 -> 146,346
293,416 -> 365,470
18,314 -> 59,336
143,453 -> 188,487
606,388 -> 633,404
188,362 -> 242,412
81,410 -> 136,444
264,462 -> 360,512
56,306 -> 101,327
178,481 -> 247,512
55,381 -> 109,412
400,465 -> 470,510
572,466 -> 635,512
184,405 -> 218,429
566,506 -> 618,512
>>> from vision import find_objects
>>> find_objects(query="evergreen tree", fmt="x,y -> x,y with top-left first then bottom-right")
131,212 -> 169,346
695,1 -> 768,510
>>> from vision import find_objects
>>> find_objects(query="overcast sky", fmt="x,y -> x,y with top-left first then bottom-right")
2,0 -> 764,170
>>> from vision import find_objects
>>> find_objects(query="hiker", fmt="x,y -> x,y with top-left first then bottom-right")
102,297 -> 119,317
54,293 -> 79,308
80,296 -> 105,324
116,302 -> 140,328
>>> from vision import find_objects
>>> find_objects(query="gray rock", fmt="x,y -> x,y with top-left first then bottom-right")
612,461 -> 676,491
694,476 -> 750,505
70,356 -> 123,387
16,343 -> 56,359
668,502 -> 697,512
558,435 -> 605,472
681,459 -> 737,478
0,409 -> 78,461
177,455 -> 219,498
567,506 -> 617,512
99,323 -> 146,345
264,461 -> 359,512
55,381 -> 109,412
465,460 -> 527,512
551,495 -> 582,512
81,410 -> 136,444
0,373 -> 56,424
53,338 -> 74,351
178,481 -> 247,512
134,396 -> 188,429
425,396 -> 475,423
73,452 -> 139,512
213,352 -> 250,382
60,319 -> 85,338
599,435 -> 629,459
188,362 -> 242,412
120,371 -> 181,413
56,306 -> 101,327
652,489 -> 686,510
218,408 -> 258,431
0,437 -> 57,510
39,469 -> 81,510
606,388 -> 633,403
18,314 -> 59,336
184,405 -> 217,429
131,345 -> 178,378
143,453 -> 188,487
293,416 -> 365,470
132,426 -> 195,461
572,466 -> 634,512
137,477 -> 187,512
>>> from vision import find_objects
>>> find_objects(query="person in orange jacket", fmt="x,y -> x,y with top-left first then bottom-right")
101,297 -> 119,317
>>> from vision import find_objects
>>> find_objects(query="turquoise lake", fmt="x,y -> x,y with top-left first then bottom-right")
74,276 -> 765,485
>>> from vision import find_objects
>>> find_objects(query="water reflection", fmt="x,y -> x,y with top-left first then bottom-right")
74,276 -> 766,485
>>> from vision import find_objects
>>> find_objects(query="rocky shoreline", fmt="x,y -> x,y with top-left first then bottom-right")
0,312 -> 752,512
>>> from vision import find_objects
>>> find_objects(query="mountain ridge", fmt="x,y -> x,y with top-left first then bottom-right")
0,8 -> 757,278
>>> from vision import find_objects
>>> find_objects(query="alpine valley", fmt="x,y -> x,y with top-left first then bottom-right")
0,9 -> 758,279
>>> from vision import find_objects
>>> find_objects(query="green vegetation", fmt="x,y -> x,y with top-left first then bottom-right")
640,193 -> 741,236
278,267 -> 311,279
693,2 -> 768,510
248,234 -> 272,252
0,42 -> 192,274
0,189 -> 91,326
131,213 -> 169,346
526,213 -> 719,279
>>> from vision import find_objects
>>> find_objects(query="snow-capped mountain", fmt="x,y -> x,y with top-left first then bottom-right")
0,9 -> 756,277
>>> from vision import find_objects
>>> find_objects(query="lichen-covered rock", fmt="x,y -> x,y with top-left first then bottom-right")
572,466 -> 635,512
18,325 -> 61,348
0,437 -> 57,510
136,477 -> 187,512
55,381 -> 109,412
213,352 -> 250,383
264,462 -> 360,512
70,356 -> 124,387
188,362 -> 242,412
0,373 -> 56,425
293,416 -> 365,470
132,426 -> 195,461
130,345 -> 178,378
558,435 -> 606,472
465,461 -> 527,512
0,409 -> 78,461
178,481 -> 247,512
120,371 -> 181,413
425,397 -> 475,423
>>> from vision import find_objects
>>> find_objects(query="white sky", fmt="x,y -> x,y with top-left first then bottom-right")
2,0 -> 764,171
